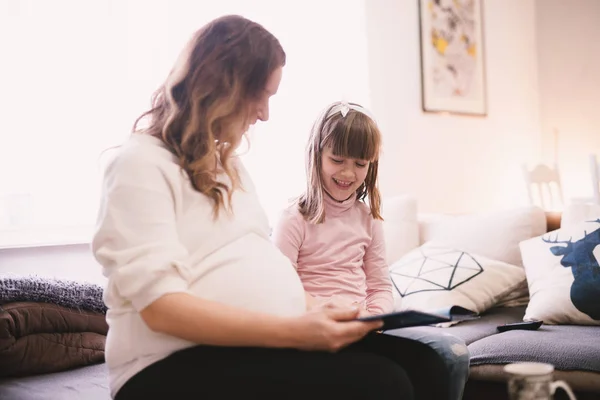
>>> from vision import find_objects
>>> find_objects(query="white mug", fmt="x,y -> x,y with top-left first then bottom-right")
504,362 -> 577,400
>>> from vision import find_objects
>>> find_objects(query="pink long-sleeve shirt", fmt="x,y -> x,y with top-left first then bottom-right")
272,194 -> 393,315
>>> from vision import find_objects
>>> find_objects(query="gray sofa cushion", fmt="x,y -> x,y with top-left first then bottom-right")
469,325 -> 600,373
441,306 -> 526,345
0,363 -> 108,400
399,306 -> 526,346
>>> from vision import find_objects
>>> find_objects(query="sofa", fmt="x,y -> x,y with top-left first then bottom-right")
381,196 -> 600,400
1,198 -> 599,400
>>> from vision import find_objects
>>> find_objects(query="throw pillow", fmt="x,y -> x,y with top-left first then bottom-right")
418,206 -> 546,267
495,279 -> 530,308
561,204 -> 600,228
390,241 -> 526,314
0,301 -> 108,377
520,219 -> 600,325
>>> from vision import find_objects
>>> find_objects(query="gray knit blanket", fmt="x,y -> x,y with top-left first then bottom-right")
0,275 -> 107,314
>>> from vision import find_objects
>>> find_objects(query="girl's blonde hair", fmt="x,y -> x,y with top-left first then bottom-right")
298,102 -> 383,224
132,15 -> 285,216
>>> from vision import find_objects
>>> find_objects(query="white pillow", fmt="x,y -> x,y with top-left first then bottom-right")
520,219 -> 600,325
495,279 -> 530,308
390,241 -> 526,314
418,207 -> 546,267
561,204 -> 600,228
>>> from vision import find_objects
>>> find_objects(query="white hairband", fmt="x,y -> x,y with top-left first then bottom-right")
326,101 -> 376,121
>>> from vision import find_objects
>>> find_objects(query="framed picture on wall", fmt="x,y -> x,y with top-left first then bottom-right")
418,0 -> 487,116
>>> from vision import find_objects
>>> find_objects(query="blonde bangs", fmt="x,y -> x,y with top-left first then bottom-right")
322,112 -> 381,162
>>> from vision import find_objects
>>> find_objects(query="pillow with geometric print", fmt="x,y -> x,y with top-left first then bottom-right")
390,241 -> 526,314
519,218 -> 600,325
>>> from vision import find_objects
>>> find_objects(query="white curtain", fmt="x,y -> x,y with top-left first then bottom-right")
0,0 -> 371,246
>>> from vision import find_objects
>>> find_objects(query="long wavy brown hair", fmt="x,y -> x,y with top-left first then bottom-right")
133,15 -> 285,216
298,102 -> 383,224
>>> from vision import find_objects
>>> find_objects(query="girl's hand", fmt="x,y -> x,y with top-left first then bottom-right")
283,307 -> 382,352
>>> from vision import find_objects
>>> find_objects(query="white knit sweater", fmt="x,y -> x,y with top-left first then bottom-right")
92,134 -> 306,398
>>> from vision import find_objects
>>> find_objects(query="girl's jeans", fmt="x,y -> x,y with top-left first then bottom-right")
385,327 -> 470,400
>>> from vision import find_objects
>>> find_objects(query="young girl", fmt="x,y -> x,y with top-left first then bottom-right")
273,101 -> 390,315
273,100 -> 470,400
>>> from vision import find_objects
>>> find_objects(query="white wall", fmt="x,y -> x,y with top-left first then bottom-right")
365,0 -> 542,214
536,0 -> 600,200
0,1 -> 372,273
4,1 -> 598,271
0,0 -> 373,241
0,244 -> 105,284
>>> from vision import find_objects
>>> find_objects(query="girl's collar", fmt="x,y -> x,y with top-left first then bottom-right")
323,189 -> 356,215
324,190 -> 354,203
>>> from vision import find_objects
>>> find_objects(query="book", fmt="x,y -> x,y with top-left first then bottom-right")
357,305 -> 479,331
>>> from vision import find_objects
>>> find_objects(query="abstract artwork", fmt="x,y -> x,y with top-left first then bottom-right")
418,0 -> 487,116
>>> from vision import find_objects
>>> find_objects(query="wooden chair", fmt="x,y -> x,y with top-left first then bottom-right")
522,163 -> 564,210
591,154 -> 600,205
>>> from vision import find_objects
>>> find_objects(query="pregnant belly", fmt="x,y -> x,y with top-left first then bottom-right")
188,234 -> 306,317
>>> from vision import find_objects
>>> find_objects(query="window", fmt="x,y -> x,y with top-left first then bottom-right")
0,0 -> 371,248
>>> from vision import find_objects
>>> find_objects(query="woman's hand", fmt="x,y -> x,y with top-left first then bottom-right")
357,308 -> 374,318
283,307 -> 382,352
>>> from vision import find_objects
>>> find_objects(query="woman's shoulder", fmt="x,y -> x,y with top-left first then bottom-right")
115,133 -> 176,164
102,134 -> 182,184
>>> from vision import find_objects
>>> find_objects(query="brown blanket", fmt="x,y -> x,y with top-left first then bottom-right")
0,302 -> 108,378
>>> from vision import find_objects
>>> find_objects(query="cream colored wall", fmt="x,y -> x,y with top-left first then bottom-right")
536,0 -> 600,200
4,1 -> 599,272
365,0 -> 542,213
0,244 -> 104,283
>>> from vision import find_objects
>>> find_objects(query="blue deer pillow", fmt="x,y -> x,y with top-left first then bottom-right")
520,219 -> 600,325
